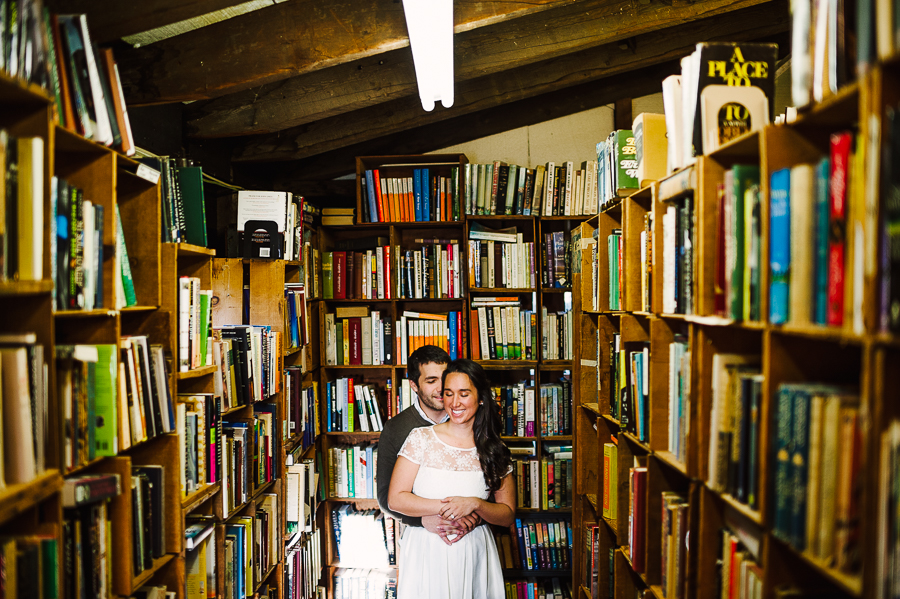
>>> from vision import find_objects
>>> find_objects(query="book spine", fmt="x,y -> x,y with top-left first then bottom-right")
769,168 -> 791,324
827,132 -> 852,326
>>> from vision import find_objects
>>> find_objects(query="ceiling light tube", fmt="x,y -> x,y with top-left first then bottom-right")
402,0 -> 454,111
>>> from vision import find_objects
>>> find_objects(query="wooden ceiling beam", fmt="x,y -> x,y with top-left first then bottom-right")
44,0 -> 251,43
185,0 -> 774,138
115,0 -> 568,105
232,0 -> 788,164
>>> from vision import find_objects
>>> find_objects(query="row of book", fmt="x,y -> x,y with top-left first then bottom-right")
769,133 -> 853,327
512,517 -> 573,571
285,284 -> 310,350
331,568 -> 396,599
285,457 -> 317,536
323,247 -> 391,300
184,519 -> 215,599
323,378 -> 386,433
361,167 -> 461,223
396,311 -> 463,364
0,334 -> 47,487
470,301 -> 537,361
660,492 -> 689,599
179,277 -> 212,372
177,393 -> 223,499
661,184 -> 695,315
542,304 -> 573,362
213,325 -> 282,408
538,378 -> 572,437
609,338 -> 649,441
327,444 -> 377,499
324,309 -> 393,366
224,493 -> 279,596
234,190 -> 305,258
597,131 -> 639,207
63,488 -> 110,599
582,526 -> 614,599
285,371 -> 319,450
331,505 -> 395,568
667,337 -> 690,465
541,231 -> 572,289
662,43 -> 777,171
512,456 -> 573,510
2,134 -> 42,284
771,383 -> 861,573
496,383 -> 535,437
130,466 -> 167,576
464,159 -> 600,217
395,241 -> 462,300
284,528 -> 323,599
707,355 -> 762,510
607,229 -> 622,310
503,578 -> 572,599
468,225 -> 537,290
715,165 -> 762,320
718,526 -> 763,599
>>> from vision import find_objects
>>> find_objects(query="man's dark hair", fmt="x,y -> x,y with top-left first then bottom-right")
407,345 -> 451,385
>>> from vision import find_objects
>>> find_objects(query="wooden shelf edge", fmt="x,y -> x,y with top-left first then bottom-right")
0,469 -> 62,526
131,553 -> 175,593
168,242 -> 216,257
653,450 -> 688,476
0,280 -> 53,296
717,490 -> 763,526
585,494 -> 598,515
176,365 -> 217,380
254,563 -> 279,592
182,482 -> 220,513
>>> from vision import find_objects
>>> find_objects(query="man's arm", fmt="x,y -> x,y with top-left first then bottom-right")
376,418 -> 422,527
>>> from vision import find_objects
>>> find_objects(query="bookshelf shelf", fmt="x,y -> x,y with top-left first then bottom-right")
172,242 -> 216,257
541,360 -> 573,368
501,569 -> 572,577
470,287 -> 535,293
477,360 -> 538,368
653,450 -> 687,476
255,563 -> 279,592
0,280 -> 53,296
119,305 -> 159,313
621,432 -> 650,454
580,585 -> 591,599
176,365 -> 217,379
648,584 -> 666,599
54,309 -> 117,318
717,491 -> 762,526
182,482 -> 220,513
55,124 -> 110,154
284,346 -> 302,358
541,287 -> 572,293
543,435 -> 573,441
65,456 -> 106,477
502,436 -> 537,442
581,403 -> 601,416
584,494 -> 598,514
0,469 -> 61,526
792,548 -> 863,597
131,554 -> 176,593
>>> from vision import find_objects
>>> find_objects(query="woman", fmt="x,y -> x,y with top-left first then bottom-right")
388,359 -> 515,599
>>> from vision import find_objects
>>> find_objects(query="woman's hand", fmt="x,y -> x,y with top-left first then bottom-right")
439,496 -> 483,521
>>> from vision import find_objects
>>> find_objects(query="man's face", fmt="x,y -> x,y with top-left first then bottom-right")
412,361 -> 447,413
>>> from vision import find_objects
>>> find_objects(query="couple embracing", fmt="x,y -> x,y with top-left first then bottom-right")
376,345 -> 515,599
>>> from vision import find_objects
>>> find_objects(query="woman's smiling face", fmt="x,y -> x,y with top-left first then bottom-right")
442,372 -> 479,424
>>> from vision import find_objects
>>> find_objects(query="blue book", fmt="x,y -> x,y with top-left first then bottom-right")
814,157 -> 831,324
325,381 -> 333,432
773,386 -> 794,542
365,170 -> 378,223
790,386 -> 811,551
366,445 -> 374,498
413,169 -> 422,222
770,168 -> 791,324
448,311 -> 458,360
422,168 -> 431,221
226,525 -> 245,594
514,518 -> 528,569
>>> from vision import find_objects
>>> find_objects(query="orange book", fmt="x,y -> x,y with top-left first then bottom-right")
407,176 -> 415,222
373,169 -> 384,223
469,309 -> 479,359
397,177 -> 405,223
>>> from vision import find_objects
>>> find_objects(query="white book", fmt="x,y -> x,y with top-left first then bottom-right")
178,278 -> 191,371
82,201 -> 95,310
355,385 -> 370,432
487,240 -> 495,287
700,85 -> 769,154
371,311 -> 382,366
544,162 -> 556,215
789,164 -> 815,325
1,347 -> 36,484
361,317 -> 373,366
477,307 -> 489,360
76,15 -> 113,146
662,205 -> 677,313
325,313 -> 337,365
17,137 -> 44,281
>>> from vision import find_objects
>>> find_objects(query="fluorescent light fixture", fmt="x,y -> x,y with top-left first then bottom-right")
402,0 -> 454,112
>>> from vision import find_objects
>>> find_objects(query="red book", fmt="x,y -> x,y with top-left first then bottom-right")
470,309 -> 479,359
447,243 -> 454,298
373,169 -> 384,223
333,251 -> 347,299
345,251 -> 356,300
383,245 -> 392,299
349,318 -> 362,365
629,466 -> 647,573
828,131 -> 852,326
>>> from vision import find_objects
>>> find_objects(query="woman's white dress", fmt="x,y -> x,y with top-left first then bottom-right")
396,426 -> 506,599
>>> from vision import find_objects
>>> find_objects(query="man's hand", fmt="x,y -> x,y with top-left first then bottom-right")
421,513 -> 483,545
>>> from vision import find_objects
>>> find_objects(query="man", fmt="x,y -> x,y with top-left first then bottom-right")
376,345 -> 479,544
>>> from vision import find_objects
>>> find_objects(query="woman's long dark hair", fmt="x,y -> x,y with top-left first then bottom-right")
442,359 -> 511,495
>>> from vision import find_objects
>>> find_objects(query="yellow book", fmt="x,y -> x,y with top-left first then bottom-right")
342,320 -> 350,366
541,459 -> 549,510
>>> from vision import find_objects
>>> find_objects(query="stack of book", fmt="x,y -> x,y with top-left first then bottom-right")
362,166 -> 460,223
660,173 -> 695,315
768,132 -> 854,327
253,404 -> 278,488
718,526 -> 763,599
323,377 -> 385,433
396,310 -> 462,364
609,339 -> 650,441
707,354 -> 762,509
468,224 -> 536,289
668,336 -> 690,464
503,578 -> 573,599
395,240 -> 462,299
328,445 -> 377,499
324,308 -> 394,366
331,505 -> 392,568
176,394 -> 221,496
285,457 -> 317,537
212,325 -> 282,406
1,134 -> 44,284
715,165 -> 762,320
470,298 -> 536,361
225,518 -> 251,599
323,246 -> 392,300
321,208 -> 354,227
284,371 -> 318,451
541,231 -> 571,289
61,473 -> 121,599
771,384 -> 861,574
539,376 -> 572,437
284,284 -> 310,350
285,529 -> 322,599
513,454 -> 572,510
179,277 -> 213,372
541,300 -> 573,361
131,465 -> 167,576
221,418 -> 250,513
597,131 -> 639,207
495,383 -> 536,437
511,517 -> 573,571
117,338 -> 175,449
660,492 -> 689,599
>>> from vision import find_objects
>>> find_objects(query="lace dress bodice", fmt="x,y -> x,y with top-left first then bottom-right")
398,426 -> 489,500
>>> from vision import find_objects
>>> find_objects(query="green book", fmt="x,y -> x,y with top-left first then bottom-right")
347,447 -> 355,497
94,344 -> 118,457
41,537 -> 59,599
729,165 -> 760,319
614,130 -> 639,192
335,320 -> 344,366
177,166 -> 208,247
199,292 -> 210,367
116,204 -> 137,307
323,252 -> 334,299
86,360 -> 97,461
